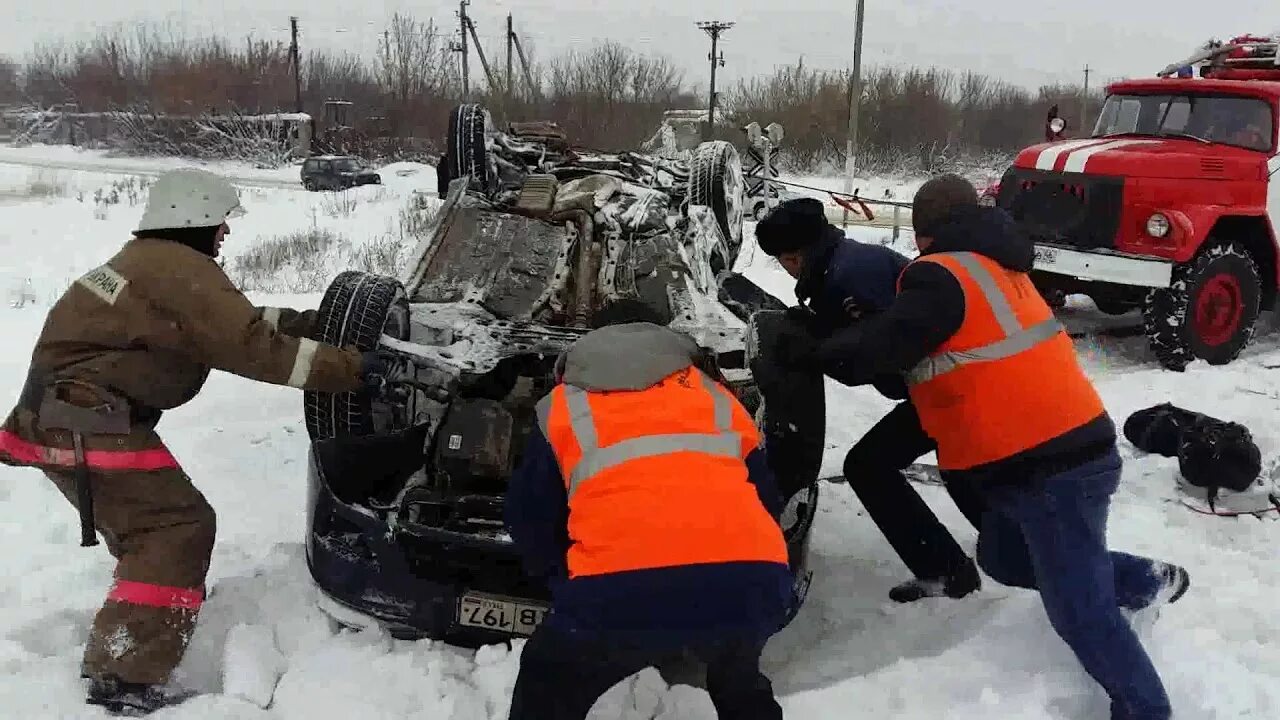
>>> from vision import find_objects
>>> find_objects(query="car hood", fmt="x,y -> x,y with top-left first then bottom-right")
1013,137 -> 1265,180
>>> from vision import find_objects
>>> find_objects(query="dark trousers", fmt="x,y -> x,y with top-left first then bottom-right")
509,624 -> 782,720
843,401 -> 986,582
977,449 -> 1171,720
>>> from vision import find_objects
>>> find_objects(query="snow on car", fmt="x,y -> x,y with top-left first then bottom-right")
299,104 -> 823,647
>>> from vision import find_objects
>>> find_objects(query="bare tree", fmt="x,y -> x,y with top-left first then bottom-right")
377,13 -> 448,136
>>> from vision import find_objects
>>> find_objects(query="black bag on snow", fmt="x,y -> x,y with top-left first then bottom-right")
1123,403 -> 1261,494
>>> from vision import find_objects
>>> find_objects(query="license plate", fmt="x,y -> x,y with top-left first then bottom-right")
1033,245 -> 1059,266
456,592 -> 548,636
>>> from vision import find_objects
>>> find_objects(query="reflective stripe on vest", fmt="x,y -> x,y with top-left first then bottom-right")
536,371 -> 746,498
906,251 -> 1066,386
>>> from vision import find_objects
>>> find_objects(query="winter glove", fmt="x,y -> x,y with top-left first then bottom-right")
359,350 -> 394,395
784,304 -> 818,333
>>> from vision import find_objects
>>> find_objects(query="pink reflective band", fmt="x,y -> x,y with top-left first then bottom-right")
0,430 -> 179,471
107,580 -> 204,610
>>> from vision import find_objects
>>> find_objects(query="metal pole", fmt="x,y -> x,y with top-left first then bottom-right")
1081,64 -> 1091,131
709,33 -> 719,141
290,17 -> 302,113
697,22 -> 734,142
842,0 -> 865,228
459,0 -> 471,99
507,14 -> 514,103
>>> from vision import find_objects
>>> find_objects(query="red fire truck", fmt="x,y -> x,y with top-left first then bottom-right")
994,36 -> 1280,370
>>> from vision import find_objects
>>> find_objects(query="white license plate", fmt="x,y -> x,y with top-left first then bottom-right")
1033,245 -> 1059,266
456,593 -> 548,636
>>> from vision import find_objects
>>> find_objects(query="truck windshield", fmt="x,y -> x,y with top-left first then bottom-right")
1092,93 -> 1275,152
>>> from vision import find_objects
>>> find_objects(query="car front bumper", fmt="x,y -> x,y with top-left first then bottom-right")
1033,242 -> 1173,288
305,444 -> 551,647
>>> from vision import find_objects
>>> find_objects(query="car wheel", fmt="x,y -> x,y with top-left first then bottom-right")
689,140 -> 746,268
447,103 -> 493,193
304,271 -> 410,440
1142,241 -> 1261,370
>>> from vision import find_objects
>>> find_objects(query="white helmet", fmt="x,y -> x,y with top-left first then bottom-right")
135,168 -> 246,233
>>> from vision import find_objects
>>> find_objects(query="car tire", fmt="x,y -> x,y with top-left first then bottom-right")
689,140 -> 746,268
447,103 -> 493,192
304,271 -> 410,440
1142,241 -> 1261,371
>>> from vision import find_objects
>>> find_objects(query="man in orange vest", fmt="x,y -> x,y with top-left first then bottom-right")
503,322 -> 792,720
776,174 -> 1189,720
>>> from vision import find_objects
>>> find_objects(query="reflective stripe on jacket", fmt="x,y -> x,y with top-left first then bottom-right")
901,251 -> 1105,471
535,365 -> 789,578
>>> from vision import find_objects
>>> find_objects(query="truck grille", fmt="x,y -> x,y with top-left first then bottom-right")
996,168 -> 1124,250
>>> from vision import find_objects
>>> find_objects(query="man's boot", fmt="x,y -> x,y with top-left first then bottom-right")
86,675 -> 197,716
889,562 -> 981,604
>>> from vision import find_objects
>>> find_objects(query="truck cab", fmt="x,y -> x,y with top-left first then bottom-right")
995,37 -> 1280,370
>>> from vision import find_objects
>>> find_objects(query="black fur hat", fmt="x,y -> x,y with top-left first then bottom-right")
754,197 -> 830,256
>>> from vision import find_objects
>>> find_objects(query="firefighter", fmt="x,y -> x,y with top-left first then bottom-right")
778,174 -> 1190,720
0,168 -> 384,715
504,322 -> 791,720
752,196 -> 985,603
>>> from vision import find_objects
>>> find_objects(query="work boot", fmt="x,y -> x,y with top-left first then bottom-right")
86,675 -> 196,717
1125,563 -> 1191,638
889,563 -> 981,604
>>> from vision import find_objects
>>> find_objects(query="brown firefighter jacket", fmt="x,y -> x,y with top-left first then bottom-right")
0,236 -> 365,470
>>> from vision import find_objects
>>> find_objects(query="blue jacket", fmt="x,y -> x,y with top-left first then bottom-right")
504,425 -> 794,651
797,228 -> 912,398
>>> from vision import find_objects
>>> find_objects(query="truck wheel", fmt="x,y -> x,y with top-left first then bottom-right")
446,104 -> 493,192
1142,242 -> 1260,370
304,271 -> 410,440
689,140 -> 746,267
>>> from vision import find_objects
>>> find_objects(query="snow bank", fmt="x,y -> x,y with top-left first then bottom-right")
0,158 -> 1276,718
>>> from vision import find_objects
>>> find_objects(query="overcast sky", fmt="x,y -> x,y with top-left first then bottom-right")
7,1 -> 1278,92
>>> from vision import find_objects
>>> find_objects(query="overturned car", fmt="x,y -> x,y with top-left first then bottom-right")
301,104 -> 824,647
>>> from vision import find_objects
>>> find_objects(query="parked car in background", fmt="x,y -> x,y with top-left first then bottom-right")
301,155 -> 383,191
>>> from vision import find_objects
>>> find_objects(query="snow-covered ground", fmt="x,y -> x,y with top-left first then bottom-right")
0,150 -> 1277,719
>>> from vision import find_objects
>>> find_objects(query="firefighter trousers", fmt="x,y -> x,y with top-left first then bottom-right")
44,466 -> 215,686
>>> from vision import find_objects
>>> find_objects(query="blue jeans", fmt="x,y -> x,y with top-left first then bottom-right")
977,448 -> 1172,720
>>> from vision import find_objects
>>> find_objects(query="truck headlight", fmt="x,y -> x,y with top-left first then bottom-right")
1146,213 -> 1171,238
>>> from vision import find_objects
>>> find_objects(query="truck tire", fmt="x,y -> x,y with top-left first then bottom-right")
689,140 -> 746,267
1142,242 -> 1260,370
304,271 -> 410,440
446,104 -> 492,192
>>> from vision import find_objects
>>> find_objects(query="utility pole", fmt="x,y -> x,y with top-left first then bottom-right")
507,14 -> 514,104
1081,64 -> 1091,130
697,21 -> 734,141
458,0 -> 471,99
841,0 -> 866,228
511,28 -> 540,106
289,17 -> 302,113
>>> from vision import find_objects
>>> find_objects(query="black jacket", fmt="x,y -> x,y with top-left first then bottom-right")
816,205 -> 1116,485
797,228 -> 912,399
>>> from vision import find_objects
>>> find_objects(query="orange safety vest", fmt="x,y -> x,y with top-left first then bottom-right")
535,365 -> 789,579
901,251 -> 1105,471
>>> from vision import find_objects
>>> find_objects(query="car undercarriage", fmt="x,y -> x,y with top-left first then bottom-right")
300,104 -> 825,648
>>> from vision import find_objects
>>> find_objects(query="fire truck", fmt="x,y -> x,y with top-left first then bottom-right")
994,35 -> 1280,370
